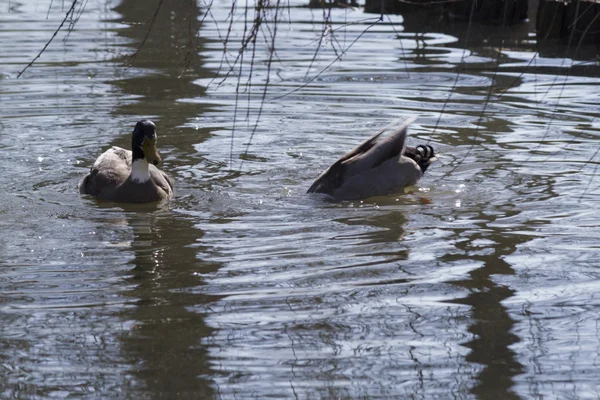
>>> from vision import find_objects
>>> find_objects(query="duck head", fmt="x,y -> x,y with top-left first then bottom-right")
404,144 -> 436,173
132,119 -> 161,166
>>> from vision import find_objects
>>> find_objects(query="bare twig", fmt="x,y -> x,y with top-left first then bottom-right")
304,7 -> 333,81
272,17 -> 380,100
239,0 -> 282,172
435,41 -> 504,182
46,0 -> 55,20
579,151 -> 600,202
181,0 -> 196,74
567,0 -> 581,49
17,0 -> 78,78
63,0 -> 89,43
428,0 -> 476,143
385,13 -> 410,78
576,8 -> 600,51
244,0 -> 262,121
127,0 -> 164,67
496,54 -> 538,96
211,0 -> 240,87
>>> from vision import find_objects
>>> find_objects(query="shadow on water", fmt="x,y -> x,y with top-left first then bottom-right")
106,0 -> 221,396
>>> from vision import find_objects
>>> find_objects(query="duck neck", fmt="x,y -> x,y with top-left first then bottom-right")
130,158 -> 151,183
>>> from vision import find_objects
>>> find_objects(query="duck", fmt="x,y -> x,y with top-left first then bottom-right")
79,120 -> 174,203
307,117 -> 435,200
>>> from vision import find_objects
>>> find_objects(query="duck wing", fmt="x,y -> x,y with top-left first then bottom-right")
307,117 -> 417,194
328,152 -> 423,200
149,166 -> 175,198
79,147 -> 131,196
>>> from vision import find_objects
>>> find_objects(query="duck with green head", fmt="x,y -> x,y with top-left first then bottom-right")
79,120 -> 174,203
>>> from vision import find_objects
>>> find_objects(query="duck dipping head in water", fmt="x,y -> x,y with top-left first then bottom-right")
307,117 -> 435,201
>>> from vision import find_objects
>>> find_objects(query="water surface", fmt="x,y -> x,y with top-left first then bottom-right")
2,0 -> 600,398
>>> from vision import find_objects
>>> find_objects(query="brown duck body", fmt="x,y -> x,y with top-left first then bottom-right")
307,117 -> 434,200
79,146 -> 174,203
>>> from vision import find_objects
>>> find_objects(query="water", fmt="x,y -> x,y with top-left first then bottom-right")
2,0 -> 600,398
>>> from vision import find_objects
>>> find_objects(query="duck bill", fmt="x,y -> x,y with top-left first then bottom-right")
143,140 -> 162,166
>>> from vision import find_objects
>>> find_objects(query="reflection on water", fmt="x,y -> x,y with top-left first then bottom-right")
119,209 -> 217,397
1,0 -> 600,398
448,219 -> 529,399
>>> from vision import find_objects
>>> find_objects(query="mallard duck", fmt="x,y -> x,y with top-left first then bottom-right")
307,117 -> 435,200
79,120 -> 174,203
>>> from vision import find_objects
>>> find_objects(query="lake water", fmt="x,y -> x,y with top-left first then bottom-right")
2,0 -> 600,398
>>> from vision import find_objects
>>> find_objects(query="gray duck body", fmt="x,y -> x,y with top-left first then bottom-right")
79,147 -> 173,203
307,117 -> 434,200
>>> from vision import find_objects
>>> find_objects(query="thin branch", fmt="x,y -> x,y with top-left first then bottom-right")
496,52 -> 538,97
212,3 -> 264,89
272,18 -> 380,100
524,70 -> 570,165
198,0 -> 216,25
244,1 -> 262,120
230,48 -> 245,169
304,6 -> 330,80
385,13 -> 410,78
576,8 -> 600,51
567,0 -> 581,49
127,0 -> 164,67
63,0 -> 89,43
239,0 -> 282,172
46,0 -> 55,19
435,41 -> 504,182
579,151 -> 600,201
17,0 -> 78,78
427,0 -> 476,142
181,0 -> 197,74
210,0 -> 240,87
